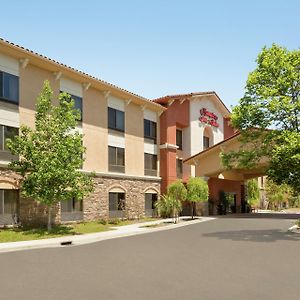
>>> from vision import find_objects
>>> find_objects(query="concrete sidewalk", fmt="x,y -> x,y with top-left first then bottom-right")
0,216 -> 215,253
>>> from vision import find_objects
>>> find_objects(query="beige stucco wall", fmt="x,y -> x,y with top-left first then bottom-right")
193,136 -> 267,180
125,103 -> 144,175
82,87 -> 108,172
19,64 -> 59,128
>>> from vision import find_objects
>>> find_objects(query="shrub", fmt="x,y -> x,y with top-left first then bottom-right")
108,218 -> 121,225
99,219 -> 108,225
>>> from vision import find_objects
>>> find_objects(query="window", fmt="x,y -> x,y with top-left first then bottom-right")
0,189 -> 18,215
176,158 -> 183,178
176,129 -> 183,150
71,94 -> 83,121
145,193 -> 157,210
0,71 -> 19,104
61,198 -> 83,213
144,153 -> 157,176
60,92 -> 82,121
203,136 -> 210,150
108,146 -> 125,173
144,119 -> 157,141
108,107 -> 125,132
0,125 -> 18,151
109,192 -> 125,211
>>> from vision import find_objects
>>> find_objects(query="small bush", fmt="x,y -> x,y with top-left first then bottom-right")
99,219 -> 108,225
108,218 -> 121,225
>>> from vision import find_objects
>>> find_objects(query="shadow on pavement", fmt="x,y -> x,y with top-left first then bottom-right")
203,229 -> 300,243
219,213 -> 300,220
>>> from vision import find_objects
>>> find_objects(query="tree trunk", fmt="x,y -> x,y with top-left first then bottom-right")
191,202 -> 194,220
47,205 -> 52,232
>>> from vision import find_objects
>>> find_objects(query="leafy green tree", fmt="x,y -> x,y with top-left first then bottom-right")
7,81 -> 94,231
167,180 -> 187,223
155,180 -> 186,223
186,177 -> 208,219
247,179 -> 260,208
265,179 -> 289,210
221,44 -> 300,193
155,194 -> 182,223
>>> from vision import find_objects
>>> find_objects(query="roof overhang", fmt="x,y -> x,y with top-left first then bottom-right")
184,132 -> 268,181
0,38 -> 165,114
153,91 -> 231,118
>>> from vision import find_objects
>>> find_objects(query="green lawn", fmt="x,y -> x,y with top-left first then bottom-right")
0,217 -> 159,243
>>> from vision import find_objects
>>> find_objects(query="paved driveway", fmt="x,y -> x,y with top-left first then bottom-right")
0,217 -> 299,300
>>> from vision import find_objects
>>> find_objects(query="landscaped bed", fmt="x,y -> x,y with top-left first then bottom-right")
0,217 -> 159,243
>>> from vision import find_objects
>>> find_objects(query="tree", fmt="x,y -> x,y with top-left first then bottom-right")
155,180 -> 186,223
186,177 -> 208,219
247,179 -> 260,208
167,180 -> 187,223
155,194 -> 182,223
7,81 -> 94,231
265,179 -> 290,210
221,44 -> 300,193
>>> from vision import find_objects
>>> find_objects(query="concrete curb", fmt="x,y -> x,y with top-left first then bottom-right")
288,224 -> 300,233
0,217 -> 215,253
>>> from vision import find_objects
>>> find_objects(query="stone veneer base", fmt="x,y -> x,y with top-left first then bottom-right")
0,168 -> 161,225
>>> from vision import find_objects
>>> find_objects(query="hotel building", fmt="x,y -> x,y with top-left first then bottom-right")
0,39 -> 164,225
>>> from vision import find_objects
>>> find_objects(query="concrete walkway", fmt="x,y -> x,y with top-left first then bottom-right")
0,216 -> 215,253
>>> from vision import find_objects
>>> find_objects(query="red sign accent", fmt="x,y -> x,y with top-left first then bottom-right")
199,108 -> 219,127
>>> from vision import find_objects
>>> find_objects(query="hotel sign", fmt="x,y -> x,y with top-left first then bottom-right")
199,108 -> 219,127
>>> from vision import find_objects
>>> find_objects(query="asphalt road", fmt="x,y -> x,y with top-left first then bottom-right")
0,217 -> 299,300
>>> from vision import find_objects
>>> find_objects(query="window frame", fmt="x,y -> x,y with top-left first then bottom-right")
176,158 -> 183,179
0,189 -> 19,215
203,136 -> 210,150
144,153 -> 157,176
176,129 -> 183,150
145,193 -> 157,210
60,91 -> 83,121
108,146 -> 125,173
108,107 -> 125,132
0,71 -> 19,105
109,192 -> 125,211
1,125 -> 19,151
61,198 -> 83,213
144,119 -> 157,141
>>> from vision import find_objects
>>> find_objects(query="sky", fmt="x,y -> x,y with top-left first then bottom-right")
0,0 -> 299,109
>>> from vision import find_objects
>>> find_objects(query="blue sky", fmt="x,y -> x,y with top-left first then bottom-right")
0,0 -> 299,108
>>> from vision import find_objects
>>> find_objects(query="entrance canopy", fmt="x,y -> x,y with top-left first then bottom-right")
184,133 -> 268,181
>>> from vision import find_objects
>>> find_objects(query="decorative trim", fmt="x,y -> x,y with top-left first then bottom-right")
143,186 -> 160,194
168,99 -> 175,107
81,170 -> 161,182
107,184 -> 128,194
82,82 -> 91,91
159,143 -> 179,150
53,71 -> 62,81
103,90 -> 111,100
19,58 -> 29,69
125,99 -> 132,106
179,98 -> 186,104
